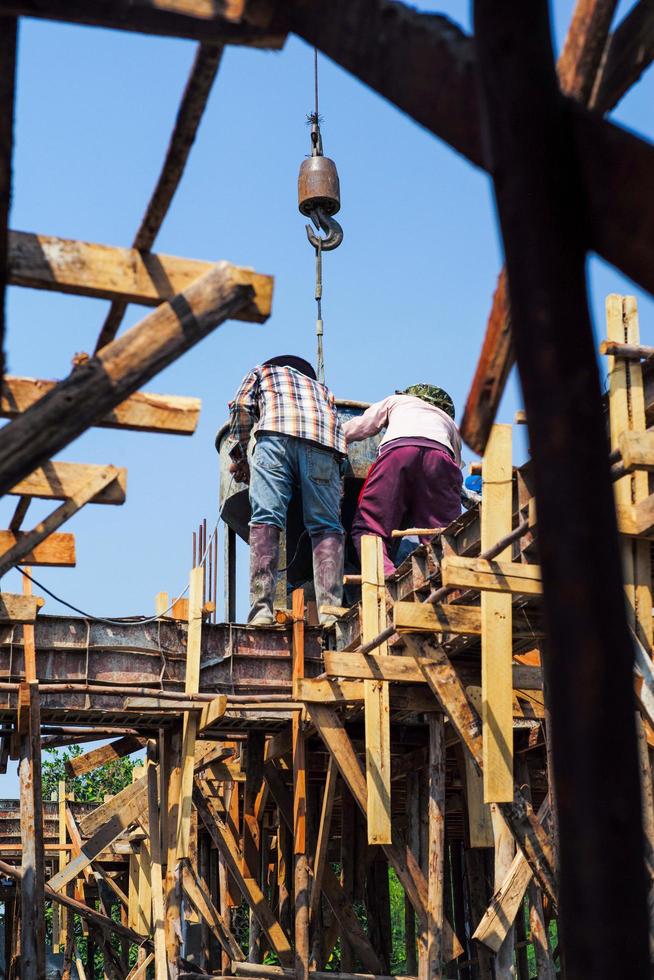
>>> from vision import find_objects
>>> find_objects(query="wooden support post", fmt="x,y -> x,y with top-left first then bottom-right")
163,725 -> 183,977
309,755 -> 338,920
19,679 -> 45,980
57,779 -> 68,952
473,8 -> 650,976
244,730 -> 265,962
292,588 -> 310,980
426,714 -> 446,980
481,424 -> 513,802
405,770 -> 419,976
146,742 -> 167,980
361,535 -> 392,844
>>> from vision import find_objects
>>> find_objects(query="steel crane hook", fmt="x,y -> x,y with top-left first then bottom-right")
305,207 -> 344,252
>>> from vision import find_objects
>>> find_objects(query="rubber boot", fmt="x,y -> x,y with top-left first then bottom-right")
248,523 -> 280,626
312,532 -> 345,625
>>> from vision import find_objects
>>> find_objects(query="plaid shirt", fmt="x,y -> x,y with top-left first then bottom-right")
228,363 -> 346,458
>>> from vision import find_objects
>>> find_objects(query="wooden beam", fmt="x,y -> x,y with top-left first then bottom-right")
0,0 -> 287,46
94,42 -> 224,351
0,465 -> 119,577
0,530 -> 75,566
9,460 -> 127,505
7,230 -> 271,327
49,779 -> 147,892
393,599 -> 544,638
460,0 -> 625,454
1,375 -> 201,435
361,535 -> 391,845
65,735 -> 146,778
473,3 -> 650,977
324,651 -> 542,690
0,262 -> 266,496
481,424 -> 514,803
591,0 -> 654,111
557,0 -> 619,103
472,800 -> 549,953
0,593 -> 43,623
0,16 -> 17,393
440,555 -> 542,596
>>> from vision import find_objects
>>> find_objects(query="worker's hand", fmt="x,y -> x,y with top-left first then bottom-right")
229,459 -> 250,485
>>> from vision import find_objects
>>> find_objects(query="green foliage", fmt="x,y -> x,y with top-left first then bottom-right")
41,743 -> 139,803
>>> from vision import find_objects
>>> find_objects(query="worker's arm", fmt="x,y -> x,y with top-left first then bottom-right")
342,398 -> 391,443
228,369 -> 260,467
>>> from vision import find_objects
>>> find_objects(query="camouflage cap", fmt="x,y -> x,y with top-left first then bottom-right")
397,384 -> 456,419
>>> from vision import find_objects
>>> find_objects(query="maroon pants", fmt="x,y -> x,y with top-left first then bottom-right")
351,442 -> 462,576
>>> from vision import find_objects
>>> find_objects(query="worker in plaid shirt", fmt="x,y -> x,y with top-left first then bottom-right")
228,355 -> 346,626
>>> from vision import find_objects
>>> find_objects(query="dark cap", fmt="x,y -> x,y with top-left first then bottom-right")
263,355 -> 317,380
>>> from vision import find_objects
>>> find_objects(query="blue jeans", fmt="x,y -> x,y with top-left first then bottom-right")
249,434 -> 343,536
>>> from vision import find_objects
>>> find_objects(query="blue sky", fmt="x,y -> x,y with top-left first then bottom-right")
0,2 -> 651,792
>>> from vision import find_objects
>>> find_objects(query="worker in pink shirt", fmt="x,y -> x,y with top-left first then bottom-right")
343,384 -> 462,578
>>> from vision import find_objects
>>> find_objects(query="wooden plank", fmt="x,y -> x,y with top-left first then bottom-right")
49,781 -> 147,892
1,375 -> 201,435
393,600 -> 544,638
19,680 -> 45,979
9,460 -> 127,505
0,1 -> 286,45
306,702 -> 463,962
181,859 -> 244,962
199,694 -> 228,732
473,797 -> 550,953
78,776 -> 148,838
193,778 -> 294,967
0,465 -> 118,577
309,755 -> 338,919
481,424 -> 514,803
0,530 -> 75,567
0,593 -> 43,623
0,263 -> 268,496
9,230 -> 272,324
440,555 -> 542,595
323,652 -> 543,690
65,735 -> 146,777
361,535 -> 391,845
175,566 -> 203,862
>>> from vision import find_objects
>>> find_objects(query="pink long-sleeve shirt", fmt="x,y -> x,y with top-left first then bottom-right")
343,394 -> 462,465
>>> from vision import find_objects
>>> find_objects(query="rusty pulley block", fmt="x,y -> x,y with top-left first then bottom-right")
298,115 -> 343,251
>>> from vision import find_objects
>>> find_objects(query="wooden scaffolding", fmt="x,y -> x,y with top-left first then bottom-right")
0,2 -> 652,980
